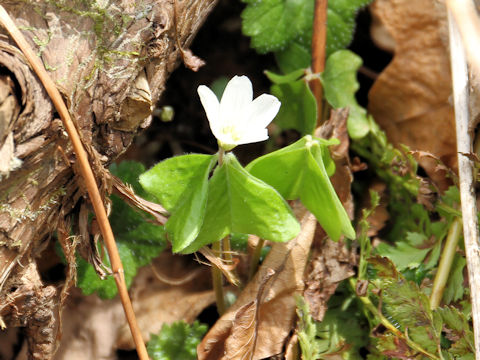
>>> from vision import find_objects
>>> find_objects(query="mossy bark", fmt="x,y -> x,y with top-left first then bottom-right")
0,1 -> 217,358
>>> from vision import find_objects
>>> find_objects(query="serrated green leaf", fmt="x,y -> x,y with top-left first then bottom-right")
369,256 -> 441,355
181,153 -> 300,253
321,50 -> 371,139
139,154 -> 217,252
274,39 -> 311,73
436,307 -> 475,358
267,72 -> 317,135
241,0 -> 314,54
242,0 -> 372,67
247,136 -> 354,240
147,321 -> 208,360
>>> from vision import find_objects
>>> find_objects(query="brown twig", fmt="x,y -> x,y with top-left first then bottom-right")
0,6 -> 149,360
447,8 -> 480,358
310,0 -> 328,125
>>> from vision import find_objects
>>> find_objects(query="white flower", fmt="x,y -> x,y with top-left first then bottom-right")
197,75 -> 281,151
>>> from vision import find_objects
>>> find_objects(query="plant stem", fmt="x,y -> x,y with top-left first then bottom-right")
218,147 -> 225,166
0,6 -> 149,360
430,217 -> 462,309
212,240 -> 226,315
447,8 -> 480,358
222,235 -> 233,265
249,238 -> 265,281
310,0 -> 328,125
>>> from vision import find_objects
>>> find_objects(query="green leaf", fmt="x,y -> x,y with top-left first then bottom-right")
321,50 -> 370,139
376,232 -> 431,271
241,0 -> 314,54
443,254 -> 466,305
247,136 -> 355,240
147,321 -> 208,360
326,0 -> 372,56
242,0 -> 372,66
73,161 -> 167,299
436,307 -> 475,358
266,70 -> 317,135
76,242 -> 137,299
181,153 -> 300,253
369,256 -> 441,355
274,39 -> 311,73
139,154 -> 217,252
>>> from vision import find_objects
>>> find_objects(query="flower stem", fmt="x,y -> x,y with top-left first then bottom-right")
218,147 -> 225,166
211,240 -> 226,315
430,217 -> 462,309
222,235 -> 233,265
249,238 -> 265,281
310,0 -> 328,125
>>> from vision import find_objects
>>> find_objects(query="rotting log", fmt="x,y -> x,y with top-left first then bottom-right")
0,0 -> 217,358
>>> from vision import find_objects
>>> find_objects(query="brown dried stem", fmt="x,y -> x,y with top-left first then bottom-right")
0,6 -> 149,360
310,0 -> 328,124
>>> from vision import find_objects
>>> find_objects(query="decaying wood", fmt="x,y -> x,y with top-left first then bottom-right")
0,0 -> 217,358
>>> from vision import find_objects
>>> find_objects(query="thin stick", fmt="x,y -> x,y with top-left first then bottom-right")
429,218 -> 462,309
310,0 -> 328,124
448,9 -> 480,358
0,6 -> 149,360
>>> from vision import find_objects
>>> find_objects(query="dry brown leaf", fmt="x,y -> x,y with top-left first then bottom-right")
49,253 -> 214,359
198,210 -> 317,360
369,0 -> 456,187
111,175 -> 168,225
304,239 -> 356,321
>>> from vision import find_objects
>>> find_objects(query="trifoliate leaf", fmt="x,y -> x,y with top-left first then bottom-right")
321,50 -> 370,139
241,0 -> 314,54
182,153 -> 300,253
139,154 -> 217,252
266,69 -> 317,135
247,135 -> 355,240
147,321 -> 208,360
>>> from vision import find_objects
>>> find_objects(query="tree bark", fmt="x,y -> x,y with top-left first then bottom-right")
0,0 -> 217,358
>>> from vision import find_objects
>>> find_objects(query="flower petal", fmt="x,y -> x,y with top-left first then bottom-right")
246,93 -> 281,129
219,76 -> 253,126
235,128 -> 269,146
198,85 -> 220,132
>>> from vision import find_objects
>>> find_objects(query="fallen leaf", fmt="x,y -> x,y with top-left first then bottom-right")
303,239 -> 356,321
368,0 -> 456,187
50,253 -> 214,359
112,175 -> 168,225
198,210 -> 317,360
